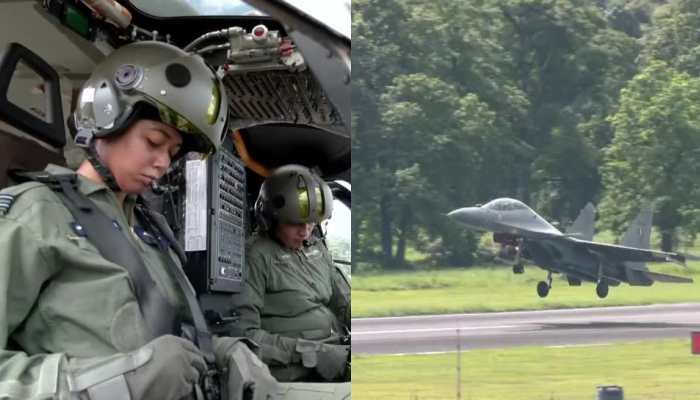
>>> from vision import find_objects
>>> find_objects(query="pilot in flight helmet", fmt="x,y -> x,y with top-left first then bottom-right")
69,40 -> 229,190
254,165 -> 333,231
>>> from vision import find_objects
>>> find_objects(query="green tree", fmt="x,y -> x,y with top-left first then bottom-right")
641,0 -> 700,76
353,0 -> 516,267
377,73 -> 509,266
600,60 -> 700,250
497,0 -> 639,220
352,0 -> 646,270
352,0 -> 415,265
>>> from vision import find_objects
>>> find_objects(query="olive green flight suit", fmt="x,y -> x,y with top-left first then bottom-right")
0,164 -> 191,398
230,233 -> 351,382
0,164 -> 350,400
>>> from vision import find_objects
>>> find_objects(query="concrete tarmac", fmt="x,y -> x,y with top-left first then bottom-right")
352,303 -> 700,355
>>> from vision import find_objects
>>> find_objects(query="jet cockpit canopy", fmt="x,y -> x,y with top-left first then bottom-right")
483,198 -> 528,212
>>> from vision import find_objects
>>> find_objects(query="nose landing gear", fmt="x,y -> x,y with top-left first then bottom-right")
511,239 -> 525,274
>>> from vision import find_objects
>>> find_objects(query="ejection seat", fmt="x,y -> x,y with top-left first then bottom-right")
0,42 -> 69,190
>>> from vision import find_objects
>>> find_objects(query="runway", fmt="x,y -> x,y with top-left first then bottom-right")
352,303 -> 700,355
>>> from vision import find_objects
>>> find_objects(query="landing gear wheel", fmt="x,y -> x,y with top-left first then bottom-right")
596,281 -> 609,299
513,264 -> 524,274
537,281 -> 550,298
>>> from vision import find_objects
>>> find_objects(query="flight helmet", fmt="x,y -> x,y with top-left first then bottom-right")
70,40 -> 228,189
255,165 -> 333,231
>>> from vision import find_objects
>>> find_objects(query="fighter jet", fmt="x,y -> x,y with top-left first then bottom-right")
447,198 -> 691,298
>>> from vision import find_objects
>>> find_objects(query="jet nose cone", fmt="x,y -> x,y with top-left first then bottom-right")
447,207 -> 483,226
446,209 -> 463,219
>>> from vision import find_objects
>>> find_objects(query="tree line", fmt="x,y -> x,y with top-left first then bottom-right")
352,0 -> 700,270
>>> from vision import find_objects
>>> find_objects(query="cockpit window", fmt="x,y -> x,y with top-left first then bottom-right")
323,181 -> 350,271
276,0 -> 350,39
128,0 -> 263,17
484,198 -> 527,211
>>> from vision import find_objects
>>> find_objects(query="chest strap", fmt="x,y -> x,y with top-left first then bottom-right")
135,205 -> 215,364
20,172 -> 180,340
11,171 -> 215,365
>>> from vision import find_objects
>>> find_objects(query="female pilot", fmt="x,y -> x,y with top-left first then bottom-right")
230,165 -> 350,383
0,41 -> 274,400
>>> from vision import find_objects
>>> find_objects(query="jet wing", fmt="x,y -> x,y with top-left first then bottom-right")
572,238 -> 686,265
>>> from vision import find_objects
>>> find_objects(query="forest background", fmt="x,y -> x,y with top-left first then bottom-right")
353,0 -> 700,271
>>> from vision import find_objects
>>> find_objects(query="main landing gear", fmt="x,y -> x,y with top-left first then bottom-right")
513,263 -> 524,274
537,271 -> 553,298
534,266 -> 610,298
595,280 -> 609,299
595,261 -> 609,299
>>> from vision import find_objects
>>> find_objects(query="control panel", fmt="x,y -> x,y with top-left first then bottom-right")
160,145 -> 248,295
208,149 -> 246,292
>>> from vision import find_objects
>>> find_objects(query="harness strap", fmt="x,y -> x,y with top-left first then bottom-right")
137,206 -> 187,265
135,205 -> 221,400
135,206 -> 216,365
13,171 -> 178,339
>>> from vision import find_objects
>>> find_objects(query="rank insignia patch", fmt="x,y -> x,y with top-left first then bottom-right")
0,194 -> 15,216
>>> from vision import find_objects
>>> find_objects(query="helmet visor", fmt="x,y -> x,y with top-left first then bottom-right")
152,78 -> 221,133
315,186 -> 325,218
155,101 -> 202,135
150,82 -> 222,155
207,80 -> 222,125
295,181 -> 326,221
297,186 -> 310,220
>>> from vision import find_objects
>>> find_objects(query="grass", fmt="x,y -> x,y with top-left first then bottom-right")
353,262 -> 700,317
352,339 -> 700,400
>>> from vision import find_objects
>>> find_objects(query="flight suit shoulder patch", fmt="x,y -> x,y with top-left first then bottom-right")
0,193 -> 14,216
0,182 -> 46,216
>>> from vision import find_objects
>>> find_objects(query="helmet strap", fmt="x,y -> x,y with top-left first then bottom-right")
86,141 -> 122,192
